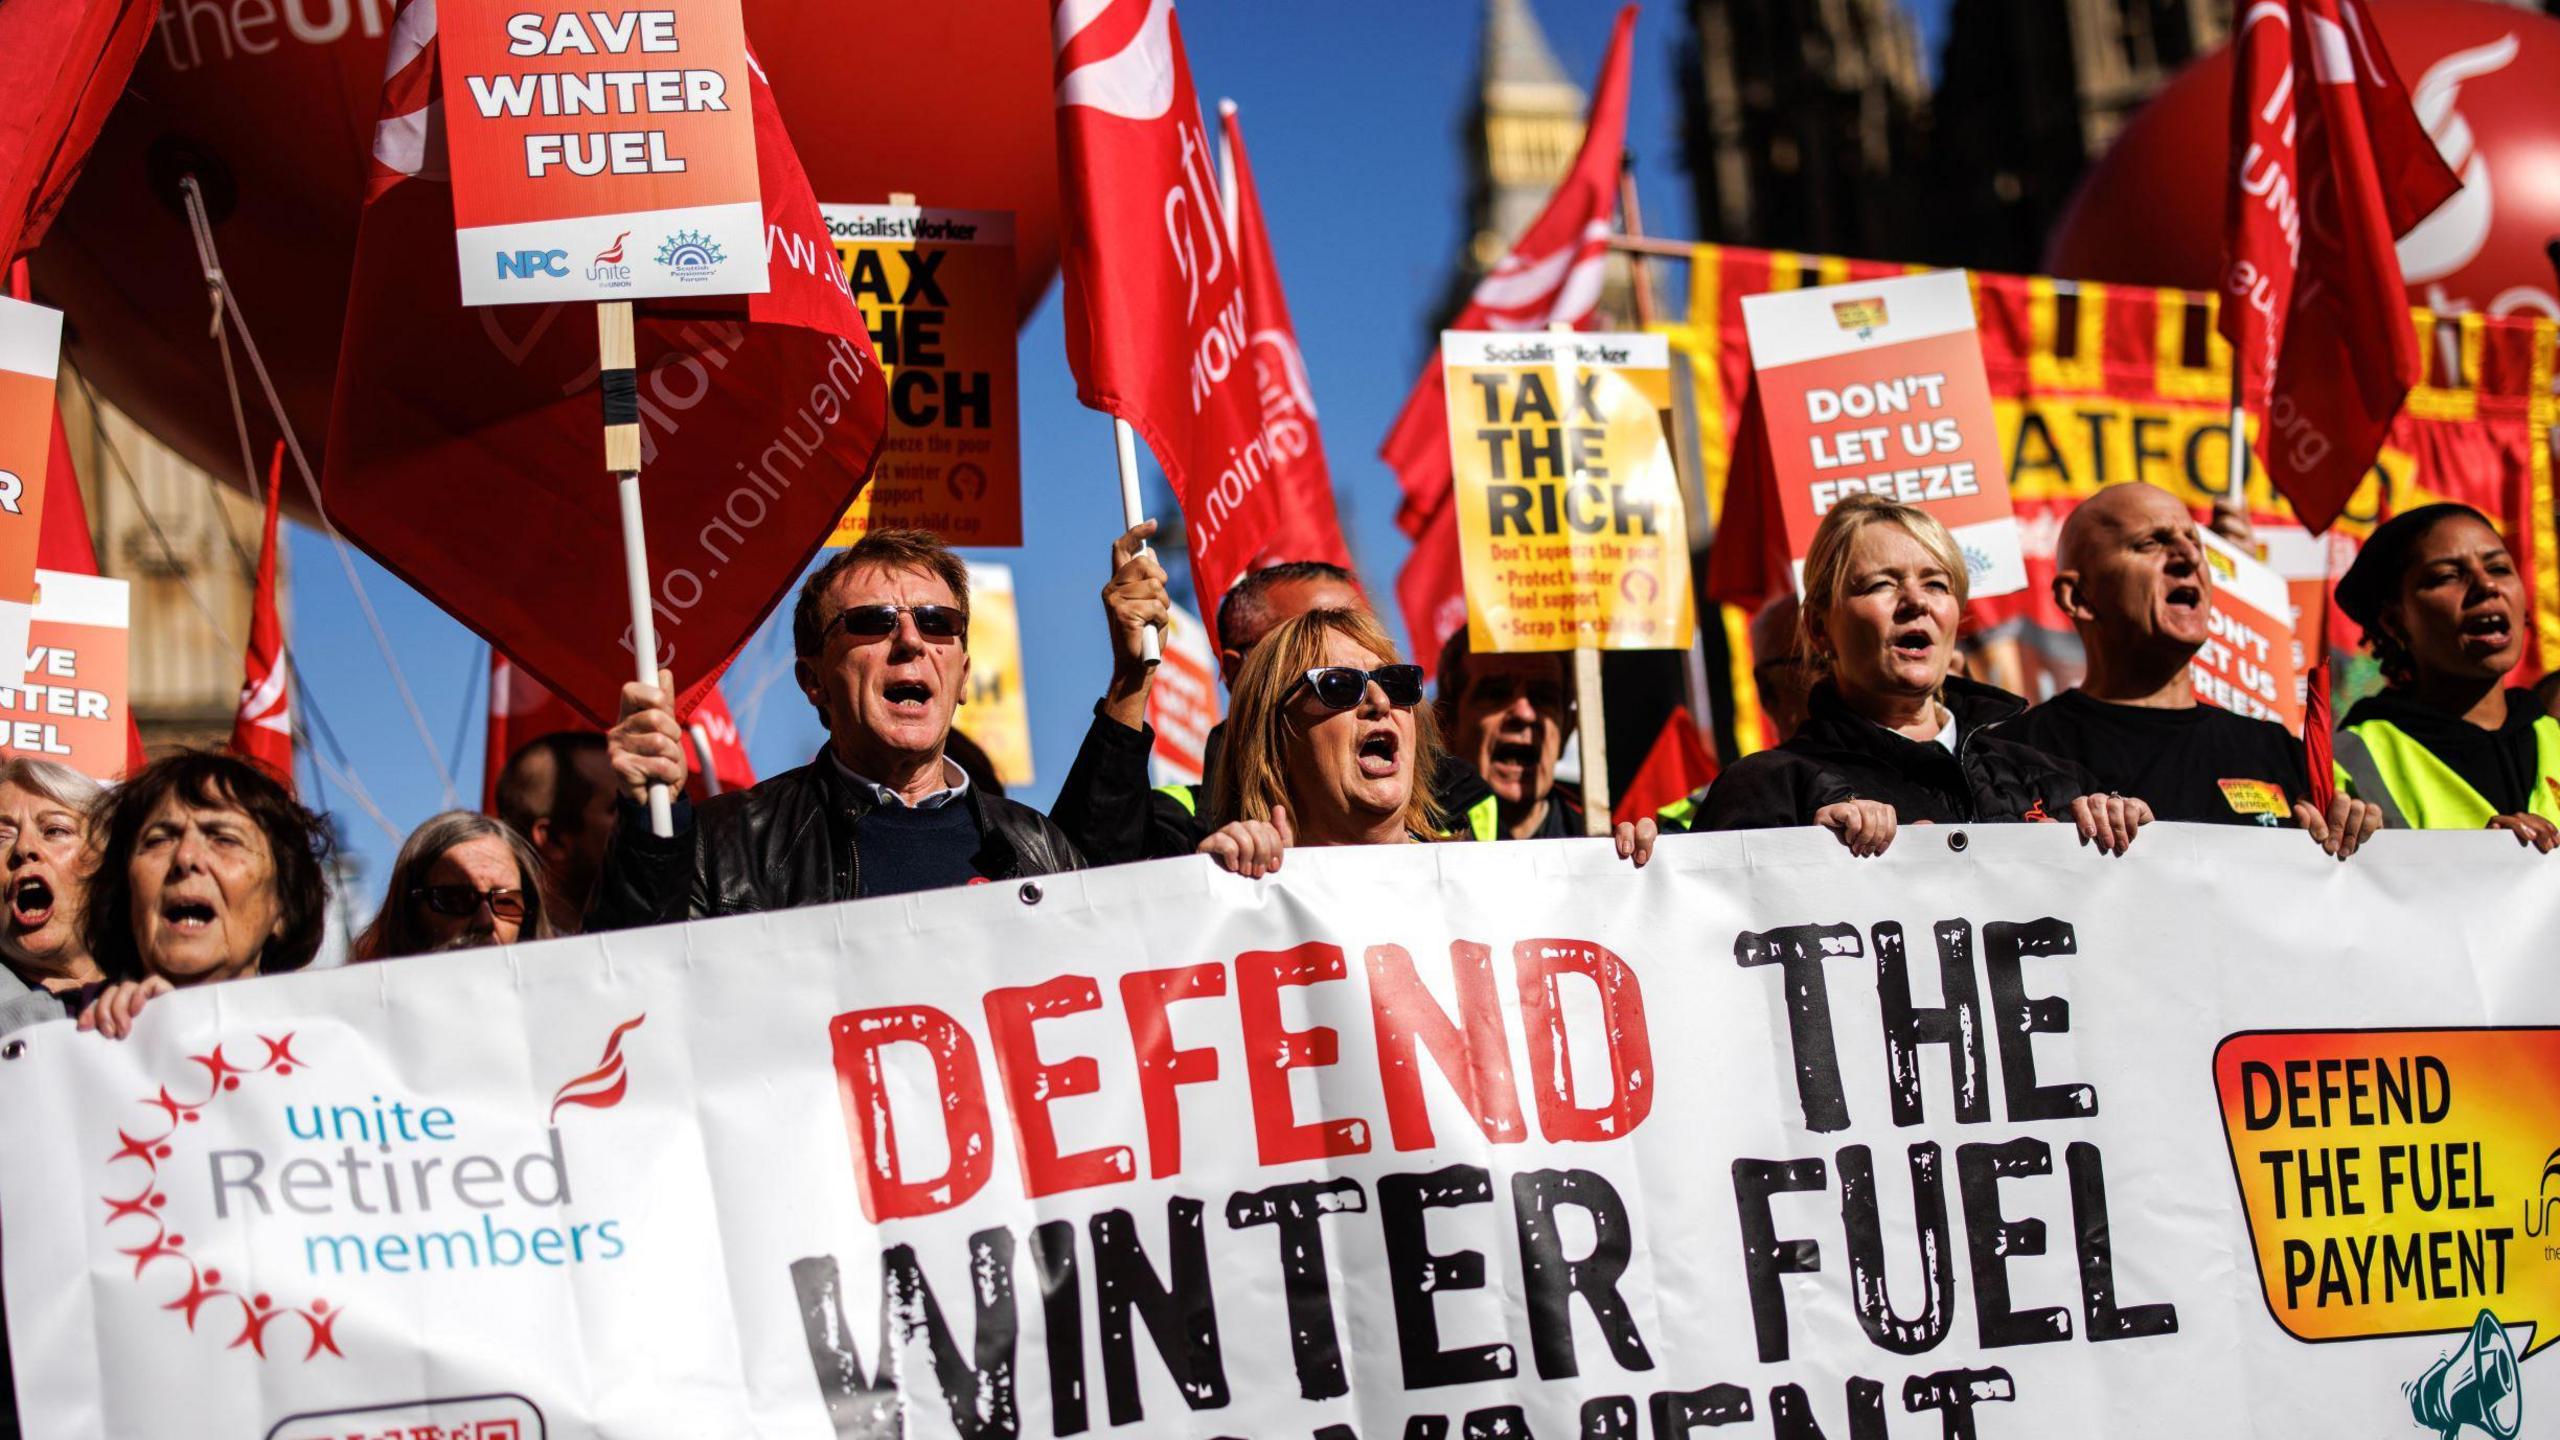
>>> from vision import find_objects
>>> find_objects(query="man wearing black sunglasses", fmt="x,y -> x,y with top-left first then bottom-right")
589,529 -> 1084,929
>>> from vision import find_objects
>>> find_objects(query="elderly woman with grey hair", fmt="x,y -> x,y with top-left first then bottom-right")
353,810 -> 556,962
0,758 -> 106,1035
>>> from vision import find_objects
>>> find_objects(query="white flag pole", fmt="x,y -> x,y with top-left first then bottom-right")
1113,417 -> 1162,666
599,299 -> 675,839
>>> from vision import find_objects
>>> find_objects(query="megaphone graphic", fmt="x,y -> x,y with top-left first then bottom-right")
2407,1309 -> 2523,1439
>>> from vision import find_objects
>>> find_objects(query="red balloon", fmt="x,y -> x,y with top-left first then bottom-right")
2048,0 -> 2560,324
32,0 -> 1058,508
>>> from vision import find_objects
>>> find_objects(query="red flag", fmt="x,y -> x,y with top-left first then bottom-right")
229,443 -> 293,788
2303,659 -> 2336,814
1619,706 -> 1719,822
1396,501 -> 1468,681
1216,101 -> 1351,574
0,0 -> 153,263
326,1 -> 887,727
483,651 -> 756,812
2218,0 -> 2461,534
1385,5 -> 1637,664
1052,0 -> 1283,639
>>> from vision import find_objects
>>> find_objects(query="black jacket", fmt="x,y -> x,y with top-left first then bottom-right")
587,747 -> 1086,930
1050,708 -> 1218,864
1696,675 -> 2099,830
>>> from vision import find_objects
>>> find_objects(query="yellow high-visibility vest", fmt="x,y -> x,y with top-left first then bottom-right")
2332,712 -> 2560,830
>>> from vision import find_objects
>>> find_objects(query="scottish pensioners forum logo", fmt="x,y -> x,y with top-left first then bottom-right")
655,229 -> 726,283
100,1016 -> 647,1359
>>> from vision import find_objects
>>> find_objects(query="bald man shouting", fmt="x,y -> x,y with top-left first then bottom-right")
2002,482 -> 2383,856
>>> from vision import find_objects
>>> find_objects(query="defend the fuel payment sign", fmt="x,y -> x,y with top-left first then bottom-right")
438,0 -> 768,305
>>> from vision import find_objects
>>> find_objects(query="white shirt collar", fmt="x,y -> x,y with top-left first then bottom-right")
829,751 -> 971,810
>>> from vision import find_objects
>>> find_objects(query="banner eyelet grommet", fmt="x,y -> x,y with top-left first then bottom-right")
1,1039 -> 25,1060
1018,881 -> 1044,906
1947,830 -> 1969,853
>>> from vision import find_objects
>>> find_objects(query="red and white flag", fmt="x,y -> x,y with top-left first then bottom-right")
2218,0 -> 2460,534
1216,101 -> 1351,574
1384,4 -> 1636,665
483,651 -> 755,812
328,0 -> 886,727
1052,0 -> 1282,641
229,444 -> 292,789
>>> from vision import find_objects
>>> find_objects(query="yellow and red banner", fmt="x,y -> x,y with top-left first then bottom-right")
0,297 -> 61,684
438,0 -> 766,305
953,560 -> 1031,788
1682,243 -> 2559,749
1441,331 -> 1694,654
1741,270 -> 2025,597
823,204 -> 1020,546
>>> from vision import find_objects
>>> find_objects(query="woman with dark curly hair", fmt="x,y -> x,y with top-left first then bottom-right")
75,750 -> 335,1038
2332,504 -> 2560,849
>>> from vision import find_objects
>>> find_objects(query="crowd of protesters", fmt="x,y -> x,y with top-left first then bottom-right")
0,493 -> 2554,1046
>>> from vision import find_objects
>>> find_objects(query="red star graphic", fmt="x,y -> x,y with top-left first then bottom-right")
227,1297 -> 279,1357
143,1088 -> 196,1126
120,1232 -> 187,1279
297,1304 -> 345,1360
108,1129 -> 167,1170
190,1046 -> 251,1093
162,1270 -> 225,1328
102,1189 -> 161,1227
259,1033 -> 303,1073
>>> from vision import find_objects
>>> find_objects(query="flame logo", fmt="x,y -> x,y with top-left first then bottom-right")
549,1014 -> 646,1123
235,664 -> 288,738
1054,0 -> 1175,120
595,231 -> 631,265
2397,33 -> 2517,285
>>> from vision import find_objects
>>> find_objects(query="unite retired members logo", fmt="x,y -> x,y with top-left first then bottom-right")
100,1017 -> 648,1360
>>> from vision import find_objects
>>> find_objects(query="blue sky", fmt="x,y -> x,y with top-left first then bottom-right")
284,0 -> 1959,896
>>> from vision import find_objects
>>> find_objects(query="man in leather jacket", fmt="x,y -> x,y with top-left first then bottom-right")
587,529 -> 1083,929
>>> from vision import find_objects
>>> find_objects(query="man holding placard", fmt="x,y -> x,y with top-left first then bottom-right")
2003,482 -> 2382,854
1440,329 -> 1694,832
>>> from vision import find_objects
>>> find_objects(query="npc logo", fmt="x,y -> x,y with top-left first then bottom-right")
655,230 -> 727,284
494,249 -> 570,282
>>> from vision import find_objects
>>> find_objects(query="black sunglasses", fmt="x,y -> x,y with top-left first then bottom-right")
1293,664 -> 1426,711
830,604 -> 967,642
412,885 -> 528,922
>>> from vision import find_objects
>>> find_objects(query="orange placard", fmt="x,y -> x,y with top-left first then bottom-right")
2214,1028 -> 2560,1363
1742,270 -> 2025,597
824,205 -> 1020,546
1442,331 -> 1696,654
951,561 -> 1031,787
0,570 -> 129,781
0,298 -> 62,684
2196,528 -> 2305,732
438,0 -> 766,304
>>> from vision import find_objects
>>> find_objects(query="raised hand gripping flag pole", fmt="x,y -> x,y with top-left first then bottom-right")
429,0 -> 772,836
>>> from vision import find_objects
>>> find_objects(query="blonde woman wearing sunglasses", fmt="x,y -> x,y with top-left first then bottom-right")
1198,609 -> 1657,875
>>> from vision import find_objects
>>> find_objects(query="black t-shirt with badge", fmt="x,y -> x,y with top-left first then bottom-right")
2002,689 -> 2308,827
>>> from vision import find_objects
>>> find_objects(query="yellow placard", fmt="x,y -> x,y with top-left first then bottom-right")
953,561 -> 1032,787
824,205 -> 1020,547
1442,331 -> 1695,653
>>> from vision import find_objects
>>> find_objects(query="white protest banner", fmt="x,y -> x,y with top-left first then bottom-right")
1743,270 -> 2026,598
5,826 -> 2558,1439
439,0 -> 767,305
1147,602 -> 1219,788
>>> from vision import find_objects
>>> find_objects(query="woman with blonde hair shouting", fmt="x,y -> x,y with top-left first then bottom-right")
1698,494 -> 2150,856
1197,607 -> 1656,873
